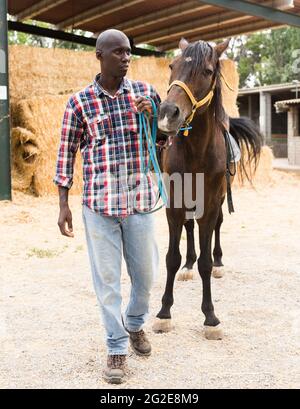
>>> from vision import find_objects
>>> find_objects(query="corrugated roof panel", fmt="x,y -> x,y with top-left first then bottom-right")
7,0 -> 300,50
8,0 -> 37,15
73,0 -> 182,33
36,0 -> 105,25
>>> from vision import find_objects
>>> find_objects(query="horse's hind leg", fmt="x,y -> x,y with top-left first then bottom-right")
212,204 -> 225,279
153,211 -> 184,333
177,219 -> 197,281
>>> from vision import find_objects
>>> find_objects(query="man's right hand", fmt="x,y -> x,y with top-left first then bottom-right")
58,204 -> 74,237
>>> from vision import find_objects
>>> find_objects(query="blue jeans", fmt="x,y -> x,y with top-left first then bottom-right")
82,205 -> 158,355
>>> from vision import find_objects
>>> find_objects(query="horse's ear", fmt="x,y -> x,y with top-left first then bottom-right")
179,38 -> 189,51
215,39 -> 230,57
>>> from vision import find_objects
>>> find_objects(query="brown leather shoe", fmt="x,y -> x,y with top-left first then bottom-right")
128,329 -> 151,356
103,354 -> 126,384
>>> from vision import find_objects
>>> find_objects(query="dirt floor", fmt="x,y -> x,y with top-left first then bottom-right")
1,169 -> 300,389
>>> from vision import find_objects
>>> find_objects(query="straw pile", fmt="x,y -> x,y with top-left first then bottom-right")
9,45 -> 98,103
11,96 -> 83,195
9,46 -> 172,102
233,145 -> 274,188
9,45 -> 270,196
220,59 -> 239,117
11,127 -> 37,194
8,46 -> 238,112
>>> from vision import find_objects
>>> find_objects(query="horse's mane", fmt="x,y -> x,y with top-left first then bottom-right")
182,41 -> 225,131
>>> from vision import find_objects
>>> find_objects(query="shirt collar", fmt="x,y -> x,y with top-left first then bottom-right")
93,74 -> 131,97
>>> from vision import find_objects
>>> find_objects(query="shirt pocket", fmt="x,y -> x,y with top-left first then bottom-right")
125,109 -> 139,144
86,114 -> 111,146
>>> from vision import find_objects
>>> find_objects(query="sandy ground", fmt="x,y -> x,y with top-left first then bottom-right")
1,169 -> 300,389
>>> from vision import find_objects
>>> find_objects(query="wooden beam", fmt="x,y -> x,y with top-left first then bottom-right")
57,0 -> 145,29
115,1 -> 211,33
159,19 -> 282,50
16,0 -> 68,21
134,0 -> 295,44
135,10 -> 249,44
8,21 -> 165,56
200,21 -> 282,41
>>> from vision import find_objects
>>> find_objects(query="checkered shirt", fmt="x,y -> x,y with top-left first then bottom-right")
53,74 -> 161,216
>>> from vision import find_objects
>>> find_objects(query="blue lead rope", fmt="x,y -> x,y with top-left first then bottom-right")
180,126 -> 192,133
136,97 -> 168,214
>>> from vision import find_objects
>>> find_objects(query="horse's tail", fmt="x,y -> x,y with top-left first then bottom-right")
229,117 -> 263,183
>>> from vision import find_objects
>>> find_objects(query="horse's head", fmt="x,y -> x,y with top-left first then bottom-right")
158,38 -> 230,136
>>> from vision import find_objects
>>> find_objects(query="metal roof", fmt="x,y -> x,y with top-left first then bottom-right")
7,0 -> 300,51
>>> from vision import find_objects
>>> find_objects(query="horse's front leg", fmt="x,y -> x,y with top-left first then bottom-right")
197,210 -> 224,340
153,209 -> 184,333
177,219 -> 197,281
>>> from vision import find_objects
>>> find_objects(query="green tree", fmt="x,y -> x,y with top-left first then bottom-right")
8,19 -> 55,47
53,30 -> 94,51
227,27 -> 300,87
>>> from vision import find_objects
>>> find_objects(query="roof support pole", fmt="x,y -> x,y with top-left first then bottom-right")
260,92 -> 272,145
0,0 -> 12,201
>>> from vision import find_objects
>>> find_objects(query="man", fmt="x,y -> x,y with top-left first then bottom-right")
53,29 -> 160,384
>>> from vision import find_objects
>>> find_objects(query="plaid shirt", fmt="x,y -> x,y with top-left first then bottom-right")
54,74 -> 161,216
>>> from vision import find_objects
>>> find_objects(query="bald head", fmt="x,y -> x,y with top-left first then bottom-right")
96,29 -> 130,53
95,29 -> 131,78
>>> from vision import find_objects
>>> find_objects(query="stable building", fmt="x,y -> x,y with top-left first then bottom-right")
275,98 -> 300,165
238,82 -> 300,158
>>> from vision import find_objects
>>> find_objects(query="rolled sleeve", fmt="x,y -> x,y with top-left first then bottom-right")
53,99 -> 83,189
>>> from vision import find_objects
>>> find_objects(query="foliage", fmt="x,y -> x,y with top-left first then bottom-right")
8,20 -> 51,48
227,27 -> 300,87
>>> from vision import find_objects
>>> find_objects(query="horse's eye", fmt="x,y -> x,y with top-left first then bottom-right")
205,69 -> 213,76
169,64 -> 173,70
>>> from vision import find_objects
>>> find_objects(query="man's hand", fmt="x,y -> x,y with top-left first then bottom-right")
58,203 -> 74,238
134,96 -> 152,114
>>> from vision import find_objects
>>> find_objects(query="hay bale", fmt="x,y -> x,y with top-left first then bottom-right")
11,127 -> 37,194
8,46 -> 239,115
9,46 -> 172,102
233,146 -> 274,188
249,145 -> 274,186
11,96 -> 83,196
129,56 -> 171,100
9,45 -> 98,103
220,59 -> 239,117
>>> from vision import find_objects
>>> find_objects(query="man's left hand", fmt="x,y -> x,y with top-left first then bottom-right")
135,96 -> 152,114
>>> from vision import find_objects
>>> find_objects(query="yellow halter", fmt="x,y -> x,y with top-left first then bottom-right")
168,72 -> 234,136
167,79 -> 216,136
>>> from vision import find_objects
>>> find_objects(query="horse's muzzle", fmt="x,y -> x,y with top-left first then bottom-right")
158,101 -> 182,135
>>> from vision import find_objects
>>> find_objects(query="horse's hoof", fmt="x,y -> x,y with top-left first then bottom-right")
177,267 -> 194,281
152,318 -> 174,333
204,324 -> 224,340
212,266 -> 225,279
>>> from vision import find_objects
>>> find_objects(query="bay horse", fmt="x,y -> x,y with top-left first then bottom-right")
154,38 -> 262,339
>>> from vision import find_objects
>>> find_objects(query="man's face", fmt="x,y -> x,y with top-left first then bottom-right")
97,37 -> 131,78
